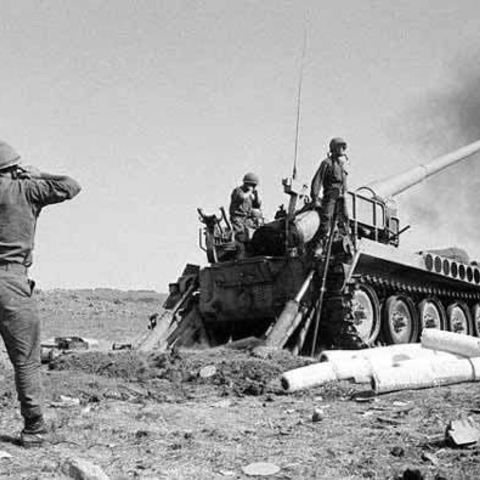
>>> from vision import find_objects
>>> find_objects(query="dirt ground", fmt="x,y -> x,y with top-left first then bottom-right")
0,289 -> 479,480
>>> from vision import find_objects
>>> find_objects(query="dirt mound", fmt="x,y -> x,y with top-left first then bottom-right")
49,347 -> 313,398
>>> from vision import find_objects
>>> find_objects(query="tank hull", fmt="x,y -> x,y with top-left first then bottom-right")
192,238 -> 480,349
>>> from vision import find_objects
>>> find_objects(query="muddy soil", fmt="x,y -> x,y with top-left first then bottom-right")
0,289 -> 479,479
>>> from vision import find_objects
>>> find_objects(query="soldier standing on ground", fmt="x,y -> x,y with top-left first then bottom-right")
229,172 -> 263,258
310,137 -> 350,257
0,140 -> 81,447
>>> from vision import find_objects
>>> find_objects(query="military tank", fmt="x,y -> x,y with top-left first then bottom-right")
142,140 -> 480,353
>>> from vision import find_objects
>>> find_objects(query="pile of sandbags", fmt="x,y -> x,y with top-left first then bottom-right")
281,330 -> 480,394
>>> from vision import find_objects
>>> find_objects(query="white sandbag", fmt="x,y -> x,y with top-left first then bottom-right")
372,360 -> 436,394
372,356 -> 478,394
281,362 -> 336,392
330,358 -> 373,383
319,350 -> 362,363
431,358 -> 475,386
330,350 -> 460,384
362,343 -> 461,364
361,343 -> 424,360
469,357 -> 480,380
421,329 -> 480,357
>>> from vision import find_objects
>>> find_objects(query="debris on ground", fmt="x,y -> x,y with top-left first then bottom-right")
0,450 -> 12,460
311,407 -> 324,422
242,462 -> 281,476
395,468 -> 425,480
421,451 -> 440,466
198,365 -> 217,378
50,395 -> 81,408
390,446 -> 405,457
41,336 -> 100,364
446,417 -> 480,446
61,457 -> 110,480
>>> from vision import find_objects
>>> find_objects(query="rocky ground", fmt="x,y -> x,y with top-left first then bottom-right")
0,289 -> 479,480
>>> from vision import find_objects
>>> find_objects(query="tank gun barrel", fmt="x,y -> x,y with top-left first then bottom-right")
363,139 -> 480,199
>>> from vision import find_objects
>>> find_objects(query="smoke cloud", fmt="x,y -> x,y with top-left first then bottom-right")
389,53 -> 480,261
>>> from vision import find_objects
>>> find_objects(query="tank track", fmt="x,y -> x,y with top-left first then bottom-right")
357,274 -> 480,301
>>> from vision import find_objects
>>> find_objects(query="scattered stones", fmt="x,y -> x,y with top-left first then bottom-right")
242,462 -> 281,476
61,457 -> 110,480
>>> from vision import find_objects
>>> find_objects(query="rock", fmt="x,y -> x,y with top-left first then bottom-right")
312,408 -> 324,423
421,451 -> 439,466
50,395 -> 81,408
251,346 -> 278,359
0,450 -> 12,460
61,457 -> 110,480
395,469 -> 424,480
390,446 -> 405,457
242,462 -> 281,476
199,365 -> 217,378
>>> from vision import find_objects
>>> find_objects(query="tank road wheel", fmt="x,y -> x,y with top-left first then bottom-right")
351,285 -> 381,345
472,304 -> 480,337
446,302 -> 473,335
418,298 -> 446,332
382,295 -> 419,344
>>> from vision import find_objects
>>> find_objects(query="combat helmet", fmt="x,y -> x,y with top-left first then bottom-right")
243,172 -> 259,186
0,141 -> 21,171
329,137 -> 347,152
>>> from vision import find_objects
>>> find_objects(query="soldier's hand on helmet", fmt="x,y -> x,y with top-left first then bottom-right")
17,165 -> 42,179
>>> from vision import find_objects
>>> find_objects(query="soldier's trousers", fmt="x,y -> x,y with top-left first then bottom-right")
0,268 -> 42,420
318,191 -> 349,239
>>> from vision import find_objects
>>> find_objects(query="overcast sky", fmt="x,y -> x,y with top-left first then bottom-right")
1,0 -> 480,290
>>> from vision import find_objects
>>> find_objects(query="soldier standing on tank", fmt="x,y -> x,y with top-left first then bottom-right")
0,140 -> 81,447
310,138 -> 366,349
310,137 -> 350,257
229,172 -> 263,259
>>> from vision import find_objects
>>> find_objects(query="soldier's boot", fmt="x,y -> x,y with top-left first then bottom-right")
20,414 -> 48,448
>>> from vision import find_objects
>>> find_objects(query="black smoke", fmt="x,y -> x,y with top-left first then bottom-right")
388,53 -> 480,261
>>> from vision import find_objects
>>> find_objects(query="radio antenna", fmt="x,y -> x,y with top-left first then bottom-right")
292,27 -> 307,180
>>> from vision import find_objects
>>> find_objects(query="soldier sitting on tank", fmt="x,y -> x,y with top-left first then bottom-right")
229,172 -> 263,259
310,137 -> 351,257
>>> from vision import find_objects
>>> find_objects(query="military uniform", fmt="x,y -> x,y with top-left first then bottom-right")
310,155 -> 350,242
310,138 -> 366,350
0,141 -> 81,445
229,173 -> 262,258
